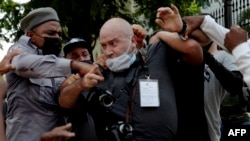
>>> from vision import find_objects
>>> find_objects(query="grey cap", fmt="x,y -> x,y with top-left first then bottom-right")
63,38 -> 90,56
20,7 -> 60,32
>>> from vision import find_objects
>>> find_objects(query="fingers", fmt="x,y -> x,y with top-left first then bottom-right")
60,123 -> 72,130
60,74 -> 80,90
157,7 -> 174,17
0,49 -> 22,75
4,49 -> 22,60
80,65 -> 104,89
155,18 -> 165,27
87,65 -> 104,82
94,54 -> 107,69
53,123 -> 75,138
170,4 -> 179,14
91,65 -> 103,77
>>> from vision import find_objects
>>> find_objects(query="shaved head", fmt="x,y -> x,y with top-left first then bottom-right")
100,17 -> 133,38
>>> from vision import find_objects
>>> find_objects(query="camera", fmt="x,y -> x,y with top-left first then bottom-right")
86,87 -> 115,110
107,121 -> 134,141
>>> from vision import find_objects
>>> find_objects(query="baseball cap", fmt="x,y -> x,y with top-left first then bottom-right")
63,38 -> 90,56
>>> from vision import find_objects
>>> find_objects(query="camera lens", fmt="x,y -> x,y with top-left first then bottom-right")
99,93 -> 114,108
119,123 -> 133,134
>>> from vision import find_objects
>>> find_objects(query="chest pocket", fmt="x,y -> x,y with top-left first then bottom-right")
29,78 -> 62,106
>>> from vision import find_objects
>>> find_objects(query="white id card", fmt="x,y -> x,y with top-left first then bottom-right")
139,79 -> 160,107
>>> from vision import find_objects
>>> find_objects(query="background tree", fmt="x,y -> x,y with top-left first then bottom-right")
238,8 -> 250,32
0,0 -> 202,47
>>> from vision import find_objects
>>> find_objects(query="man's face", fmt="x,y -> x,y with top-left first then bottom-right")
28,21 -> 62,48
65,47 -> 91,61
100,33 -> 131,59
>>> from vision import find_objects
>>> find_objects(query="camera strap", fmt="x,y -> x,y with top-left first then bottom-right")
125,54 -> 149,124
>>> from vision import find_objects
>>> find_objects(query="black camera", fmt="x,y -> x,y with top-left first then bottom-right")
86,87 -> 115,110
107,121 -> 134,141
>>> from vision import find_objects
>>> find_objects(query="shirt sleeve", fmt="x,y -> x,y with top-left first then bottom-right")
11,53 -> 72,78
232,41 -> 250,88
200,15 -> 230,52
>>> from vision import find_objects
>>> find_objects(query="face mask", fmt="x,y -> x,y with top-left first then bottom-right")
106,38 -> 136,72
41,37 -> 62,56
31,31 -> 62,56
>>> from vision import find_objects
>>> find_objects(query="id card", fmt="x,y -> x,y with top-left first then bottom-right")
139,79 -> 160,107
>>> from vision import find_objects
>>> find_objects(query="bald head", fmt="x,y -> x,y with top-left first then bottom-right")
99,17 -> 137,59
100,18 -> 133,38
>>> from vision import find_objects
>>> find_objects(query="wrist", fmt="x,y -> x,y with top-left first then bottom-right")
178,19 -> 188,40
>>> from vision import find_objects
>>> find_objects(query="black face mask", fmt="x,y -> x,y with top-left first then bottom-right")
41,37 -> 62,56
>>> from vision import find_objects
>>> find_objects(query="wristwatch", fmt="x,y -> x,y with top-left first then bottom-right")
178,19 -> 188,40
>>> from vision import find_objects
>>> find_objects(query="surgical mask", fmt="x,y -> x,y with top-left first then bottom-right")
41,37 -> 62,56
106,38 -> 136,72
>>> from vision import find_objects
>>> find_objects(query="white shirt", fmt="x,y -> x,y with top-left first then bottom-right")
201,15 -> 250,88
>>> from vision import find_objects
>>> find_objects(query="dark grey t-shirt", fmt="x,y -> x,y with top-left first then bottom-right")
91,40 -> 179,141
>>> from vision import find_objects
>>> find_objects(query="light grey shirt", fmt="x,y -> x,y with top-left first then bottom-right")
204,50 -> 238,141
6,35 -> 72,141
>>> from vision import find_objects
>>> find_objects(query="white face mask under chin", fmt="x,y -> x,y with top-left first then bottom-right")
106,38 -> 136,72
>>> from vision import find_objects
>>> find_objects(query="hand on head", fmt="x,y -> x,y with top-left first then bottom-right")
0,49 -> 22,75
131,24 -> 147,48
155,4 -> 183,32
224,25 -> 248,52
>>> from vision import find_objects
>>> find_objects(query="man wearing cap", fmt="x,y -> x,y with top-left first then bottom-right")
5,7 -> 103,141
60,38 -> 100,141
64,38 -> 92,63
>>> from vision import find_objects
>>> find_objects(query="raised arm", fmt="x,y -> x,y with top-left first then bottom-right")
152,30 -> 203,65
155,4 -> 228,50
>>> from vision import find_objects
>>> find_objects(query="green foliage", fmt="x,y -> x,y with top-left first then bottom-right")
0,0 -> 30,42
237,8 -> 250,33
133,0 -> 201,31
0,0 -> 248,53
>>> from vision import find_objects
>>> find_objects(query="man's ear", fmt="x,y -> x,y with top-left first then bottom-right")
26,30 -> 33,37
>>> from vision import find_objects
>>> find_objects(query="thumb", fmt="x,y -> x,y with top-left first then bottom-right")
155,18 -> 165,28
9,64 -> 16,70
61,123 -> 72,130
89,65 -> 99,74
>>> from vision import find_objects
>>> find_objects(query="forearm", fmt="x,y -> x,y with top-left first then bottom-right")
70,61 -> 94,76
11,54 -> 71,78
199,15 -> 229,51
156,31 -> 203,65
204,50 -> 244,94
59,79 -> 85,109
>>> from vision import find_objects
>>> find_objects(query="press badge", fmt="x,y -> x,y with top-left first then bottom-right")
139,77 -> 160,107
